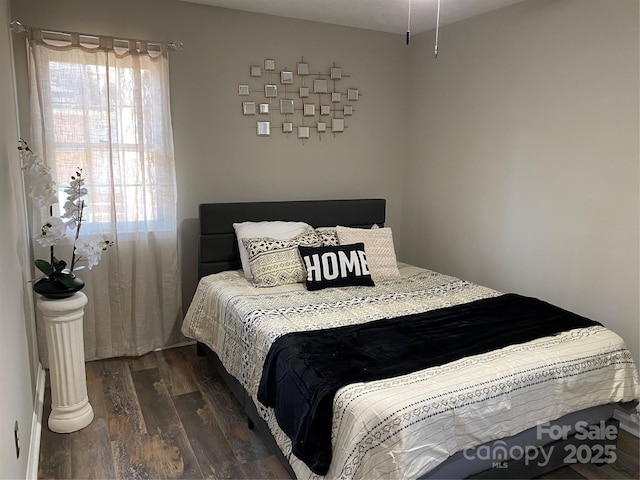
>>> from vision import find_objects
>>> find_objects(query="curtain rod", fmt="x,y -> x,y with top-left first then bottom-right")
9,20 -> 183,52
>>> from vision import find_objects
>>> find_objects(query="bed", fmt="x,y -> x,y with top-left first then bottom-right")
181,198 -> 640,479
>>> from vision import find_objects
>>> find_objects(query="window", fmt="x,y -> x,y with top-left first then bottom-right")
36,51 -> 176,232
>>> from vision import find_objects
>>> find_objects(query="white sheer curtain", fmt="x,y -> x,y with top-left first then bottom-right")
27,29 -> 183,361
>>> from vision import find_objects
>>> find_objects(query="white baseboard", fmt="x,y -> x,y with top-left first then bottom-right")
613,406 -> 640,438
25,364 -> 45,480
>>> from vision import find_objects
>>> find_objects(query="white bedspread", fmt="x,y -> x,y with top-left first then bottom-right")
181,263 -> 640,479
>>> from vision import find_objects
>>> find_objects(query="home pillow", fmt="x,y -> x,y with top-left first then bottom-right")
298,243 -> 375,291
233,221 -> 311,278
242,227 -> 321,287
335,225 -> 401,282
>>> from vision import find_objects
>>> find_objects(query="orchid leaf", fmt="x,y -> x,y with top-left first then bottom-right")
34,259 -> 54,276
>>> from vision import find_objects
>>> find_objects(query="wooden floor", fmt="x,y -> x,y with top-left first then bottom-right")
39,345 -> 640,480
39,344 -> 291,479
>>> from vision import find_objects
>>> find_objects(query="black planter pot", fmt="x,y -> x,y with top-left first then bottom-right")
33,275 -> 85,300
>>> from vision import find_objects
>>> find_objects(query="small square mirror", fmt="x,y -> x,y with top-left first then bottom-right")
257,121 -> 271,136
347,88 -> 359,101
281,71 -> 294,84
320,105 -> 331,116
242,102 -> 256,115
344,105 -> 353,116
250,65 -> 262,77
331,118 -> 344,132
297,62 -> 309,75
283,122 -> 293,133
298,126 -> 310,139
238,84 -> 250,96
264,59 -> 276,70
299,87 -> 310,98
331,92 -> 341,103
317,122 -> 327,132
280,98 -> 295,114
313,79 -> 328,94
303,104 -> 315,116
330,67 -> 342,80
264,84 -> 277,98
259,103 -> 270,114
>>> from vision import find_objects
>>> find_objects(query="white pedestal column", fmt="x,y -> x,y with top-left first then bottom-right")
37,292 -> 94,433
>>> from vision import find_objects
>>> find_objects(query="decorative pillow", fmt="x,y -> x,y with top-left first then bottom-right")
335,225 -> 401,282
242,227 -> 321,287
298,243 -> 375,291
315,227 -> 339,247
233,221 -> 311,278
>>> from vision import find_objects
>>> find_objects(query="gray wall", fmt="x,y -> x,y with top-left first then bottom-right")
0,0 -> 38,477
403,0 -> 639,365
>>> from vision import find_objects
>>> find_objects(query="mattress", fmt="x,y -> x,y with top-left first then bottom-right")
181,263 -> 640,479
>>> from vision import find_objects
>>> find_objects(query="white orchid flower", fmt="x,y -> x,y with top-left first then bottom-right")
74,237 -> 112,269
19,140 -> 112,278
64,174 -> 88,201
61,199 -> 80,221
35,216 -> 67,247
31,161 -> 52,177
31,181 -> 59,207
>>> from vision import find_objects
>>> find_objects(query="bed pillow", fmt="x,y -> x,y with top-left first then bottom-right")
298,243 -> 375,291
315,227 -> 339,247
242,227 -> 321,287
335,225 -> 401,282
233,221 -> 311,278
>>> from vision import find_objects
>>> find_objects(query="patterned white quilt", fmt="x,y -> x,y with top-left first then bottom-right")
181,263 -> 640,479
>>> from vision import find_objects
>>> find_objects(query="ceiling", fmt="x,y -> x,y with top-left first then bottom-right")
177,0 -> 528,35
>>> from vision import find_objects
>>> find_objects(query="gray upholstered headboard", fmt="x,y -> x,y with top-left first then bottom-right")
198,199 -> 386,279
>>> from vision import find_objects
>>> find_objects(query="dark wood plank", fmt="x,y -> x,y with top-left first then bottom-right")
240,454 -> 293,479
100,358 -> 148,440
85,361 -> 109,418
130,367 -> 181,432
188,349 -> 275,464
110,431 -> 160,480
155,346 -> 201,396
112,424 -> 204,480
69,362 -> 116,479
173,391 -> 248,479
190,351 -> 246,421
126,366 -> 204,479
128,350 -> 158,372
69,415 -> 115,479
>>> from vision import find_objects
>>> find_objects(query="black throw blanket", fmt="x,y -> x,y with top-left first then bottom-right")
257,293 -> 601,475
